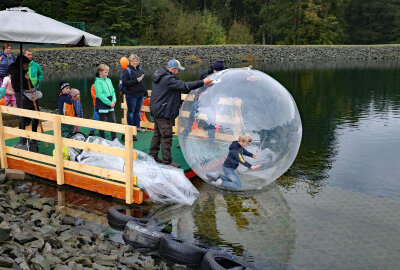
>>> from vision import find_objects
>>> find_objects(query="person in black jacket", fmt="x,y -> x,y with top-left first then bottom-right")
182,59 -> 225,140
122,54 -> 147,141
149,59 -> 213,168
8,55 -> 40,152
210,132 -> 261,190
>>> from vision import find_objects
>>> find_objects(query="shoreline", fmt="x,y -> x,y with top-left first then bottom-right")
31,45 -> 400,71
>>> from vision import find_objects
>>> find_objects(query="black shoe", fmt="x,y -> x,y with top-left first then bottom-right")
177,144 -> 180,148
132,135 -> 137,141
88,130 -> 95,136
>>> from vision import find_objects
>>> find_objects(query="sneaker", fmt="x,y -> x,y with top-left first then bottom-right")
211,179 -> 222,186
206,172 -> 218,181
167,162 -> 181,168
137,127 -> 146,133
88,130 -> 95,136
177,144 -> 180,149
132,135 -> 138,141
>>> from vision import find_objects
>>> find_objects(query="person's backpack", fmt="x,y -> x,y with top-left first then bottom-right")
118,67 -> 132,94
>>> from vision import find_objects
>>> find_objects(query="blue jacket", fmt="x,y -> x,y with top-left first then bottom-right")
223,141 -> 254,169
0,51 -> 16,77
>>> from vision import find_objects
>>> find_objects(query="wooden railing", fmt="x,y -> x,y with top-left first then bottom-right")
121,90 -> 243,140
0,106 -> 140,204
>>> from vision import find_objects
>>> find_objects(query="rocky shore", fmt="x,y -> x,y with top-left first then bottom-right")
0,169 -> 174,270
32,45 -> 400,71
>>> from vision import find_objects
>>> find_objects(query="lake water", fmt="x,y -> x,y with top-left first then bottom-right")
35,60 -> 400,269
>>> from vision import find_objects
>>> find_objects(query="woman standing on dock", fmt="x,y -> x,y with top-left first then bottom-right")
122,54 -> 147,141
94,64 -> 117,141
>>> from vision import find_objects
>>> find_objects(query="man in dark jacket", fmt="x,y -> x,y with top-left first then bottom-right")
149,59 -> 213,168
182,59 -> 225,140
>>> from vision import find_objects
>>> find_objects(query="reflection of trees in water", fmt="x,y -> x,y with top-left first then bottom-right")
270,64 -> 400,190
191,184 -> 295,268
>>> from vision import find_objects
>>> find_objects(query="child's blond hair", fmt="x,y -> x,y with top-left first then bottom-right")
238,132 -> 252,143
97,64 -> 109,72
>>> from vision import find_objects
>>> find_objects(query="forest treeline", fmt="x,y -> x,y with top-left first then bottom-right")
2,0 -> 400,45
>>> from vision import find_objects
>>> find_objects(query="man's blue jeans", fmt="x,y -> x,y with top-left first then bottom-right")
219,166 -> 243,190
126,94 -> 144,128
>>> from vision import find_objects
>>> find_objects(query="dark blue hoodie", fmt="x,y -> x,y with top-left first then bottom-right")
223,141 -> 254,169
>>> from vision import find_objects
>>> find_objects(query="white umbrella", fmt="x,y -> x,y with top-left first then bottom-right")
0,7 -> 102,46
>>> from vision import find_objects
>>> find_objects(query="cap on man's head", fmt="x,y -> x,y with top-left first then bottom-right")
59,81 -> 70,91
167,59 -> 185,71
212,59 -> 224,71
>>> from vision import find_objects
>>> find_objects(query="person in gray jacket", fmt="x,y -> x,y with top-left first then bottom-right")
149,59 -> 213,168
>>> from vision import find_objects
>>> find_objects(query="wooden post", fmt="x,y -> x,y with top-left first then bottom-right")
53,115 -> 64,185
124,125 -> 134,204
121,95 -> 128,125
0,108 -> 8,169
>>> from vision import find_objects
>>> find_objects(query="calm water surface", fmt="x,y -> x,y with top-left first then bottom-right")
34,60 -> 400,269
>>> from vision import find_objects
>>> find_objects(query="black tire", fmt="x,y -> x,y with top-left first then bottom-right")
200,250 -> 257,270
107,206 -> 149,229
122,221 -> 165,250
158,236 -> 207,268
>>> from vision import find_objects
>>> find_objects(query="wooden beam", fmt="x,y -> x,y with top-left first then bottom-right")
62,137 -> 126,158
53,115 -> 64,185
124,125 -> 134,204
6,146 -> 55,164
0,109 -> 8,168
1,106 -> 54,121
3,126 -> 54,143
60,115 -> 126,133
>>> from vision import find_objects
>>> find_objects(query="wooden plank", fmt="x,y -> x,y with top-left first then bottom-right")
6,157 -> 143,203
1,106 -> 54,121
124,126 -> 134,204
52,115 -> 64,185
6,146 -> 55,164
60,115 -> 126,133
3,126 -> 55,143
63,160 -> 126,184
0,109 -> 8,168
62,137 -> 126,158
141,122 -> 155,129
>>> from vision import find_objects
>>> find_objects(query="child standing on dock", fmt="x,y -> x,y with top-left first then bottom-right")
211,132 -> 261,190
1,74 -> 17,107
58,81 -> 76,137
94,64 -> 117,141
70,88 -> 83,133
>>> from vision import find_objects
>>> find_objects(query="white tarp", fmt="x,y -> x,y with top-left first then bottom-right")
0,7 -> 102,46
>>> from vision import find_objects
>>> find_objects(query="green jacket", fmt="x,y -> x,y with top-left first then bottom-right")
28,61 -> 44,87
94,77 -> 116,112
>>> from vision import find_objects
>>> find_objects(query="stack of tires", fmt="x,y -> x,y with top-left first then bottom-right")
107,206 -> 257,269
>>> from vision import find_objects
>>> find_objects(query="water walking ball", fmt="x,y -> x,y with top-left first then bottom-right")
0,87 -> 6,98
120,57 -> 129,69
178,68 -> 302,191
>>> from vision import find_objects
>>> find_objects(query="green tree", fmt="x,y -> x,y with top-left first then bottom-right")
227,20 -> 254,44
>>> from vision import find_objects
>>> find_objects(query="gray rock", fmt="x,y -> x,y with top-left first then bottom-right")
91,263 -> 112,270
92,254 -> 117,267
25,199 -> 43,210
0,255 -> 14,268
14,183 -> 30,194
67,261 -> 84,270
0,222 -> 11,242
13,233 -> 36,244
45,254 -> 63,268
61,216 -> 75,226
78,228 -> 93,239
31,255 -> 51,270
0,173 -> 6,184
53,265 -> 69,270
26,239 -> 45,249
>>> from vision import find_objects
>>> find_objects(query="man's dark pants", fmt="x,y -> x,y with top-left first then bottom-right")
149,117 -> 173,163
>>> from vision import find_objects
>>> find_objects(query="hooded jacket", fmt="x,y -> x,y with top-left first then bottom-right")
223,141 -> 254,169
150,67 -> 204,119
94,77 -> 117,112
122,65 -> 147,96
28,61 -> 44,87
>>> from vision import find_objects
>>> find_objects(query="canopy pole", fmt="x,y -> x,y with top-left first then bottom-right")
18,43 -> 23,108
